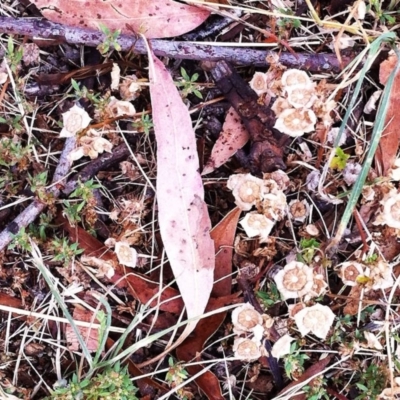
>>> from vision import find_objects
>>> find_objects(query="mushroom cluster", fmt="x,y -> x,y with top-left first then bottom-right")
251,68 -> 337,137
231,303 -> 268,361
227,173 -> 288,242
274,261 -> 327,300
337,259 -> 393,291
272,69 -> 317,137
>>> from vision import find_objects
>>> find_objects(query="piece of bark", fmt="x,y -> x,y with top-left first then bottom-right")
208,61 -> 289,173
0,17 -> 350,72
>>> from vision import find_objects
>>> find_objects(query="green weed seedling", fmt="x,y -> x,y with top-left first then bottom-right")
354,363 -> 388,400
97,24 -> 122,55
257,282 -> 281,307
303,376 -> 329,400
48,362 -> 138,400
132,113 -> 153,135
298,238 -> 320,264
330,147 -> 350,171
50,237 -> 84,266
284,342 -> 309,380
5,36 -> 23,73
165,357 -> 190,400
176,67 -> 203,99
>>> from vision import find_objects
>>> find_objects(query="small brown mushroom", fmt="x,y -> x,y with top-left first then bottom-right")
231,303 -> 263,334
274,261 -> 314,300
233,338 -> 262,361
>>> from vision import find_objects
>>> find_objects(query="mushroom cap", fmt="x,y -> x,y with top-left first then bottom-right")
274,261 -> 314,300
288,199 -> 310,223
60,104 -> 92,138
227,173 -> 266,211
294,303 -> 335,339
271,97 -> 291,117
233,337 -> 262,361
249,71 -> 269,96
265,169 -> 290,191
107,96 -> 136,117
369,260 -> 394,290
274,108 -> 317,137
286,85 -> 316,109
240,212 -> 275,242
231,303 -> 263,332
339,262 -> 365,286
271,334 -> 295,359
281,69 -> 312,88
115,241 -> 137,268
309,274 -> 328,298
373,189 -> 400,230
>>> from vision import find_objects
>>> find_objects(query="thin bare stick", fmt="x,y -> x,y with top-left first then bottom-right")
0,17 -> 349,73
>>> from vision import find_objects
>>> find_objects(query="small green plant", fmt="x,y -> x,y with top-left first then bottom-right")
354,363 -> 388,400
8,227 -> 32,252
364,253 -> 378,264
5,36 -> 23,73
165,357 -> 191,400
69,179 -> 101,203
27,171 -> 49,201
132,113 -> 154,135
0,138 -> 31,168
70,79 -> 101,104
50,237 -> 84,266
28,211 -> 53,241
330,147 -> 350,171
277,8 -> 301,30
298,238 -> 320,264
257,282 -> 281,307
0,114 -> 24,133
97,24 -> 122,55
284,342 -> 309,380
62,199 -> 85,225
367,0 -> 396,25
303,376 -> 329,400
176,67 -> 203,99
48,362 -> 138,400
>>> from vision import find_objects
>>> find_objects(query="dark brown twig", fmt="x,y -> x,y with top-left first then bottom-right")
62,142 -> 131,196
209,60 -> 289,173
0,17 -> 349,73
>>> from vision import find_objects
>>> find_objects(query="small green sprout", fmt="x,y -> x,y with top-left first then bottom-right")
70,79 -> 101,104
165,357 -> 191,400
69,179 -> 101,203
284,342 -> 309,380
298,238 -> 320,264
176,67 -> 203,99
132,113 -> 154,135
257,282 -> 281,307
367,0 -> 397,25
354,363 -> 388,400
50,237 -> 84,266
330,147 -> 350,171
303,376 -> 329,400
277,8 -> 301,30
97,24 -> 122,55
8,227 -> 32,252
48,363 -> 138,400
6,36 -> 23,73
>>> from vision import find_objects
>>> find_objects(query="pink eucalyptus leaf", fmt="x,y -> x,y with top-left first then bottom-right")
202,107 -> 250,175
30,0 -> 210,39
149,52 -> 215,326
